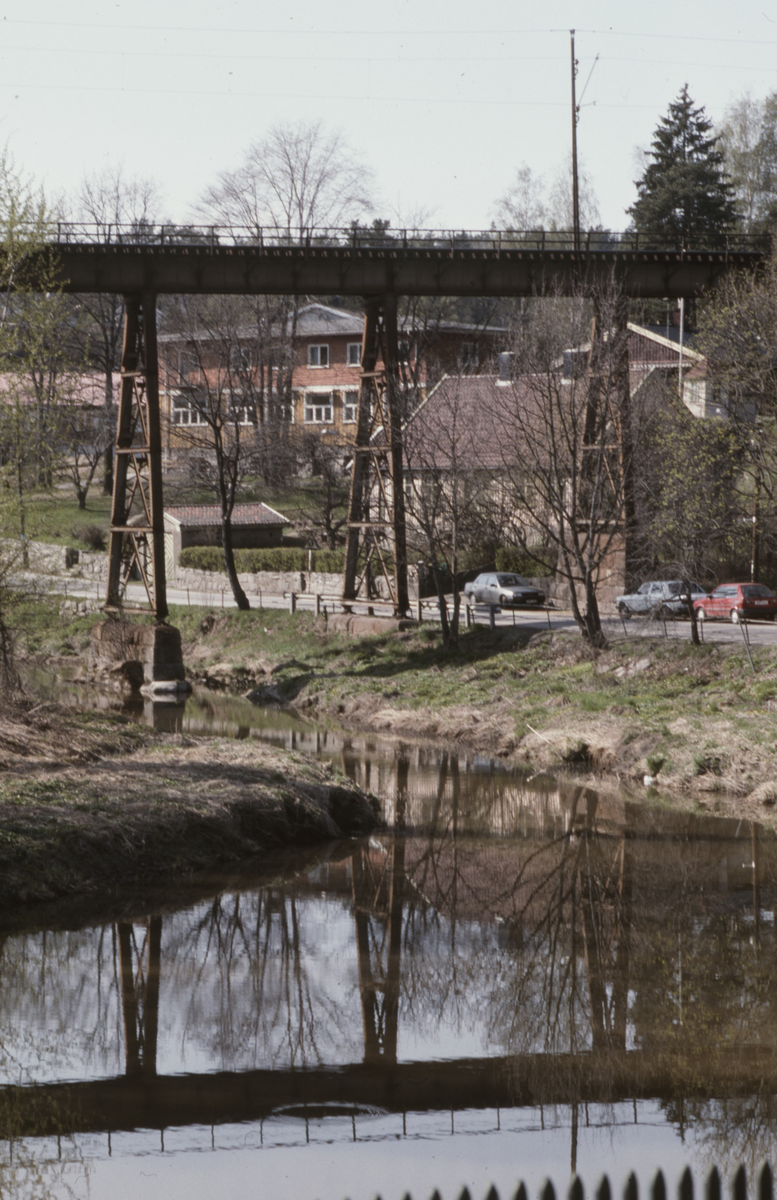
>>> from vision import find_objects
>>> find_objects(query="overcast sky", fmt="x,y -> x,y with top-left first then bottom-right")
1,0 -> 776,233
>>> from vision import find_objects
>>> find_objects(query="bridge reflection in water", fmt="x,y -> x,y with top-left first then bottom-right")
1,763 -> 776,1192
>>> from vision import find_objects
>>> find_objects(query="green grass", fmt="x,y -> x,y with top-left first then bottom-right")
7,491 -> 114,547
4,476 -> 333,549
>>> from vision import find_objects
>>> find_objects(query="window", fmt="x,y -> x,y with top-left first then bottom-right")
173,394 -> 207,426
347,342 -> 361,367
229,397 -> 255,426
304,392 -> 333,423
461,342 -> 479,368
342,391 -> 358,423
308,344 -> 329,367
398,339 -> 413,363
178,350 -> 201,383
271,400 -> 293,423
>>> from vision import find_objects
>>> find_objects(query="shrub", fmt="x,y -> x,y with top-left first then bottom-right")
496,545 -> 557,576
75,524 -> 107,552
179,545 -> 345,574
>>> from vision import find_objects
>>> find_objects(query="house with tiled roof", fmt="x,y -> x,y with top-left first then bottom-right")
390,321 -> 710,599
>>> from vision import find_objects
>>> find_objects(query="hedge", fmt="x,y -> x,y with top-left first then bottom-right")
179,545 -> 345,574
495,545 -> 557,576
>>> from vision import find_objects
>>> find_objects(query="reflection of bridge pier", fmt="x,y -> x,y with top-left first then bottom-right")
117,916 -> 162,1077
352,758 -> 408,1065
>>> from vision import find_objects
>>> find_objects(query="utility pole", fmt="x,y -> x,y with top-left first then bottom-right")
571,29 -> 580,252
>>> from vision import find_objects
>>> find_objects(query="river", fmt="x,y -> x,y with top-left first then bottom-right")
2,686 -> 776,1199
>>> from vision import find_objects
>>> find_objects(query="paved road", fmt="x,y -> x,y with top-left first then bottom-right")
40,575 -> 777,650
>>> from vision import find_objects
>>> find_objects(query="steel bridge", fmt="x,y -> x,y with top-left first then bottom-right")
25,224 -> 768,628
50,223 -> 765,300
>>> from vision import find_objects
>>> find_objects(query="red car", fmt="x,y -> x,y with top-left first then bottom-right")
693,582 -> 777,623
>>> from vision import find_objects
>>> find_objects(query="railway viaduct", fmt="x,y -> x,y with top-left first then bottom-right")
22,226 -> 766,676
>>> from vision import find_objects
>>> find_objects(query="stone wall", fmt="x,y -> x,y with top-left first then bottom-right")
1,539 -> 107,580
172,567 -> 345,598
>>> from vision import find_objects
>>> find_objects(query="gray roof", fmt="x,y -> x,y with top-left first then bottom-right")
159,302 -> 507,345
294,304 -> 364,337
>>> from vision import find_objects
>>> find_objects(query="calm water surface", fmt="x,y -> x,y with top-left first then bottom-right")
3,686 -> 777,1199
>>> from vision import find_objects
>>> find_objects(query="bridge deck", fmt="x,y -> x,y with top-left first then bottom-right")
4,1046 -> 775,1138
34,225 -> 766,298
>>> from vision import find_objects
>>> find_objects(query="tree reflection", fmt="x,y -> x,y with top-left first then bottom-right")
352,758 -> 407,1064
3,760 -> 777,1171
117,916 -> 161,1076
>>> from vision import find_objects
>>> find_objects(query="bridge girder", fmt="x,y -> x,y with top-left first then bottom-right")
47,243 -> 762,299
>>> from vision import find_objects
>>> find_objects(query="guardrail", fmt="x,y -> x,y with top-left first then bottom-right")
38,222 -> 772,255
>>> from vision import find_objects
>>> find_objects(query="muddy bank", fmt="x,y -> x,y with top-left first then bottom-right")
269,630 -> 777,819
0,702 -> 378,909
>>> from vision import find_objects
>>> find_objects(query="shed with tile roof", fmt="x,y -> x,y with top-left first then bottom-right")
164,502 -> 290,573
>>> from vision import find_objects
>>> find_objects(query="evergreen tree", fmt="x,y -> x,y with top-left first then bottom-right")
629,85 -> 739,246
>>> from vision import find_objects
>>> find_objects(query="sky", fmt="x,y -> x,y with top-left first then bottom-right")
1,0 -> 776,234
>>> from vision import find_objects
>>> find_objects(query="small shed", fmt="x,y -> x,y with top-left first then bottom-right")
164,503 -> 290,575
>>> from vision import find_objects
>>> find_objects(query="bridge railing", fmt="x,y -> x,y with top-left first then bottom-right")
370,1163 -> 772,1200
47,222 -> 771,255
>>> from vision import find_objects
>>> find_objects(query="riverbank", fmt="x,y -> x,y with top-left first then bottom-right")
15,597 -> 777,839
0,700 -> 378,909
169,606 -> 777,812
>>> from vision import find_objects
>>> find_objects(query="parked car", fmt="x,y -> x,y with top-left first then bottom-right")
693,582 -> 777,623
616,580 -> 706,618
463,572 -> 545,607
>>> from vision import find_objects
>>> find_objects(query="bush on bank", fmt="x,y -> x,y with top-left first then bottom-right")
179,546 -> 346,574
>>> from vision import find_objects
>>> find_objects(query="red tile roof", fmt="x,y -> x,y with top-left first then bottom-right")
165,503 -> 289,527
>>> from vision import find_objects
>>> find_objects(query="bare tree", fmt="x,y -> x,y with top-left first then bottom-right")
57,382 -> 115,509
198,120 -> 374,236
717,91 -> 777,231
0,157 -> 82,558
197,121 -> 375,491
164,295 -> 265,609
403,375 -> 512,650
694,250 -> 777,580
487,283 -> 651,647
296,432 -> 350,549
493,158 -> 601,236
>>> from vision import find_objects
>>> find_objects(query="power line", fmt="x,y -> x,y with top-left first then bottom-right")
0,80 -> 685,108
2,43 -> 775,74
2,18 -> 777,46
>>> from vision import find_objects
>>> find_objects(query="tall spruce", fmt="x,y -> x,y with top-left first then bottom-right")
629,85 -> 739,246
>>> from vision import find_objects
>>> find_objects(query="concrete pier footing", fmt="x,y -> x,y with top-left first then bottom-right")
89,619 -> 189,690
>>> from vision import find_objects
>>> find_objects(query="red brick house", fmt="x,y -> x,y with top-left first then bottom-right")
159,302 -> 507,464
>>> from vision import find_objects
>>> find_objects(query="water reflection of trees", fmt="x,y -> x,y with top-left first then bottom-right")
3,760 -> 777,1169
162,889 -> 362,1069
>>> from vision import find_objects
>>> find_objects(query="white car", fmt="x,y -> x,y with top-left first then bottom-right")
616,579 -> 706,618
463,573 -> 546,607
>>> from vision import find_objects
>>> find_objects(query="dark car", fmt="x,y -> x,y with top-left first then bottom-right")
463,572 -> 545,607
693,582 -> 777,623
